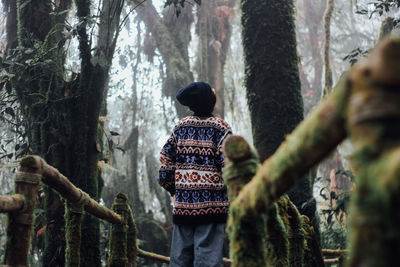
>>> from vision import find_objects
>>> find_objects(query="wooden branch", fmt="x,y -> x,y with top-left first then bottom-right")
322,249 -> 348,255
137,248 -> 232,265
84,197 -> 123,225
22,155 -> 123,224
0,194 -> 25,213
324,257 -> 340,264
138,249 -> 170,264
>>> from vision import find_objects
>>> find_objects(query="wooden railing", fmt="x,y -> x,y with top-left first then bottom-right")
0,155 -> 164,266
0,155 -> 347,266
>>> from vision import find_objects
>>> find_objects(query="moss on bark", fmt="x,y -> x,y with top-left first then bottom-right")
3,157 -> 42,266
322,0 -> 334,97
223,135 -> 316,266
227,37 -> 400,267
65,201 -> 83,267
240,0 -> 316,227
108,193 -> 130,267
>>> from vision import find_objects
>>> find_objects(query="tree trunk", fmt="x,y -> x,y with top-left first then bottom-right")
4,0 -> 125,265
135,0 -> 194,118
145,152 -> 172,224
322,0 -> 334,97
241,0 -> 315,222
3,0 -> 17,51
196,0 -> 236,118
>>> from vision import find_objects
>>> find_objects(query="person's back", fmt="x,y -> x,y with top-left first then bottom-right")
158,82 -> 232,267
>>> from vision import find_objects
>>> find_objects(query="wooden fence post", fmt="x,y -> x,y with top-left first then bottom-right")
126,204 -> 138,267
65,191 -> 90,267
3,156 -> 42,266
222,136 -> 274,267
108,193 -> 129,267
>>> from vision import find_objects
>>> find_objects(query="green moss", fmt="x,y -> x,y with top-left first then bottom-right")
347,147 -> 400,267
265,203 -> 289,266
286,199 -> 304,267
228,205 -> 267,267
65,201 -> 83,267
223,157 -> 260,200
126,205 -> 138,266
241,0 -> 303,161
108,194 -> 130,267
322,0 -> 334,97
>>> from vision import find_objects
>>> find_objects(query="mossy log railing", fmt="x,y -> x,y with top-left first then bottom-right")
0,155 -> 230,266
2,160 -> 42,266
223,135 -> 325,267
0,155 -> 176,267
0,156 -> 350,266
0,194 -> 25,213
223,38 -> 400,266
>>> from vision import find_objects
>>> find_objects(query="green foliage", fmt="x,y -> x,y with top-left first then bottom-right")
316,170 -> 353,250
356,0 -> 400,18
163,0 -> 201,16
343,48 -> 369,65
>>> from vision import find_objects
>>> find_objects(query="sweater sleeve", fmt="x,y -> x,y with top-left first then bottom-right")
158,133 -> 177,196
215,127 -> 232,169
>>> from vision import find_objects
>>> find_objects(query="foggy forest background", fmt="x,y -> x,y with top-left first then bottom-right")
0,0 -> 398,266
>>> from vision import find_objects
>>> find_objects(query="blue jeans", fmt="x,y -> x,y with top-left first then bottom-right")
169,223 -> 226,267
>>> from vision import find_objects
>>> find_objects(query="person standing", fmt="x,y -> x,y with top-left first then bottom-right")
158,82 -> 232,267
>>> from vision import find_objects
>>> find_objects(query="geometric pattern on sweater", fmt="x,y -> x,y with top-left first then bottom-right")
158,116 -> 232,225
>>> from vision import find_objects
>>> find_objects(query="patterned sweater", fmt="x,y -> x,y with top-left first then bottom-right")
158,116 -> 232,225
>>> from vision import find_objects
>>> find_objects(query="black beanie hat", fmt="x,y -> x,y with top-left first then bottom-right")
176,82 -> 216,116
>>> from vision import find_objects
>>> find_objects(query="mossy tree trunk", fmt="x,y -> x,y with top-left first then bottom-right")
11,1 -> 71,264
145,152 -> 173,224
73,1 -> 124,265
4,0 -> 125,265
125,127 -> 145,216
322,0 -> 334,97
300,0 -> 327,112
3,161 -> 42,266
196,0 -> 236,118
134,1 -> 194,118
241,0 -> 316,223
229,37 -> 400,266
3,0 -> 18,51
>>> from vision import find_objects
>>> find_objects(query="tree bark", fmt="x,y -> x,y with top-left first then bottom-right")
3,0 -> 18,51
4,0 -> 125,265
4,158 -> 42,266
230,76 -> 348,218
0,194 -> 25,212
322,0 -> 334,97
145,152 -> 173,224
196,0 -> 236,118
135,0 -> 194,118
241,0 -> 316,226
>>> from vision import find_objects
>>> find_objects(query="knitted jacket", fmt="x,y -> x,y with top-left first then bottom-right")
158,116 -> 232,225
